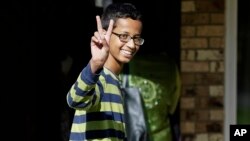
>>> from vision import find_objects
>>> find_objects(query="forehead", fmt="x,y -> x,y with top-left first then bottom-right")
114,18 -> 142,34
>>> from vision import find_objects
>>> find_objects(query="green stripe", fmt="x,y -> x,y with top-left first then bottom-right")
75,102 -> 124,114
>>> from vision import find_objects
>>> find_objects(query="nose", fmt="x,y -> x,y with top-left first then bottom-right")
126,38 -> 136,49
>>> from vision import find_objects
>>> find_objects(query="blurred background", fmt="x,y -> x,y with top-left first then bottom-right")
3,0 -> 181,140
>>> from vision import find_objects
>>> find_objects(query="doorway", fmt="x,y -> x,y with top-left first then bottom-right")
237,0 -> 250,124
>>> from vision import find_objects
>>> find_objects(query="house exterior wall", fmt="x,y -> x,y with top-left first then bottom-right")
180,0 -> 225,140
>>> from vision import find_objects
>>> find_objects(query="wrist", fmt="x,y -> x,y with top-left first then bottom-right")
90,58 -> 103,74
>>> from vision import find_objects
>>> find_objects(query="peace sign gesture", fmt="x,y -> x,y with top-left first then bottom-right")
90,16 -> 114,73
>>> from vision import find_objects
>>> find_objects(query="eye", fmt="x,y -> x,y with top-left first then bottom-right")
119,34 -> 129,40
134,37 -> 141,42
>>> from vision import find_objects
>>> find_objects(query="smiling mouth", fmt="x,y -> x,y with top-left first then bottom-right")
121,49 -> 133,56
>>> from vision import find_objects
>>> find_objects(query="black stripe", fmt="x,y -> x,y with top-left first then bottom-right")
73,111 -> 124,123
86,129 -> 125,139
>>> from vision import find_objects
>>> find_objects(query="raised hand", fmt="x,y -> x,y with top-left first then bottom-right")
90,16 -> 114,73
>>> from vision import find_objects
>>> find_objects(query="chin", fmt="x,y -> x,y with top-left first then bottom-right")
119,56 -> 132,63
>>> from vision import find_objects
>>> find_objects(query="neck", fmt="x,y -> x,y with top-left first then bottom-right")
104,55 -> 124,76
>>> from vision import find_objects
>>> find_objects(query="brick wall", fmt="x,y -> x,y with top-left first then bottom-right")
180,0 -> 225,141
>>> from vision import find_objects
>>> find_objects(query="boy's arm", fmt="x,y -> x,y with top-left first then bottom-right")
66,62 -> 103,110
67,16 -> 113,110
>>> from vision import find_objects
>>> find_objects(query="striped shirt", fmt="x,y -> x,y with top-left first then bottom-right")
67,63 -> 126,141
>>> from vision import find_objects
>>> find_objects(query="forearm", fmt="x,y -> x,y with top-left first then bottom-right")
66,62 -> 102,109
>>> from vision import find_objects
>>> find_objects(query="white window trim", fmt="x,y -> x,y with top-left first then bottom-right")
224,0 -> 237,141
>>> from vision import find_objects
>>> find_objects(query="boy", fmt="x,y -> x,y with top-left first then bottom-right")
66,3 -> 144,140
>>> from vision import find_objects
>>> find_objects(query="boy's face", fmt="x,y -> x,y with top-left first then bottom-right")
109,18 -> 142,64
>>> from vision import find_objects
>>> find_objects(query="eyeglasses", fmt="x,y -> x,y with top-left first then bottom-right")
112,32 -> 144,46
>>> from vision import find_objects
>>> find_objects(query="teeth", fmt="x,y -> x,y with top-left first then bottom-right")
122,50 -> 132,55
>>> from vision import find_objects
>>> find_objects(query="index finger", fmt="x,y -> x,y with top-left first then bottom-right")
96,15 -> 103,34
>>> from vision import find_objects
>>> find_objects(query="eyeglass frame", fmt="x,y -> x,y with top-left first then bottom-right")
112,32 -> 144,46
